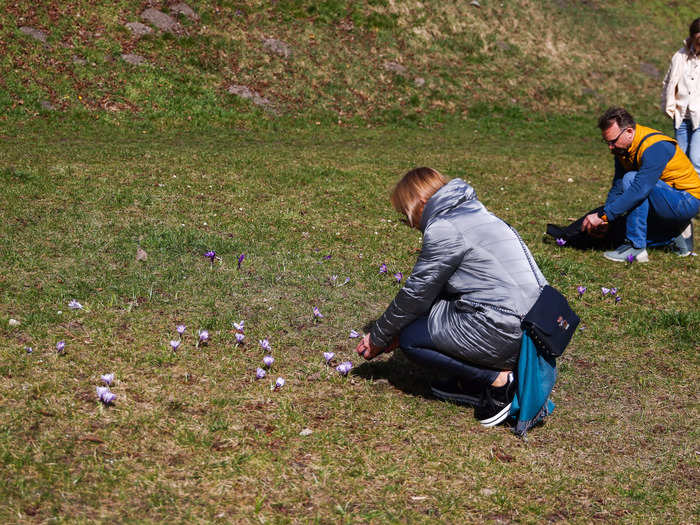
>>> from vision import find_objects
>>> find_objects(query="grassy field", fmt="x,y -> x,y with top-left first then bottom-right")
1,111 -> 698,522
1,0 -> 699,522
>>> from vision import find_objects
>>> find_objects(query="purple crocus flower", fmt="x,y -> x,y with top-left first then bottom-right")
235,332 -> 245,344
610,287 -> 618,296
56,341 -> 65,353
615,295 -> 622,303
233,320 -> 244,332
259,339 -> 271,352
323,255 -> 332,260
198,329 -> 209,343
626,254 -> 635,263
349,330 -> 360,338
343,277 -> 350,285
556,238 -> 566,246
96,386 -> 110,399
336,361 -> 353,376
263,355 -> 274,368
101,391 -> 117,404
313,306 -> 324,319
256,367 -> 266,379
176,324 -> 186,335
330,275 -> 338,283
25,346 -> 33,354
379,263 -> 387,274
274,377 -> 285,389
101,373 -> 114,386
237,253 -> 245,269
68,299 -> 83,309
170,339 -> 181,351
394,272 -> 403,283
601,287 -> 610,296
577,286 -> 586,297
323,351 -> 335,363
205,250 -> 216,262
96,386 -> 116,404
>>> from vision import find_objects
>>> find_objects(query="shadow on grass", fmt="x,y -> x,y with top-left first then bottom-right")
352,349 -> 435,400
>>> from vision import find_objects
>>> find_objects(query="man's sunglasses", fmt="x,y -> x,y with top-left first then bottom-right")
601,127 -> 629,146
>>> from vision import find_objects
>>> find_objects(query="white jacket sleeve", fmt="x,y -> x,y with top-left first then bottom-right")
661,50 -> 684,118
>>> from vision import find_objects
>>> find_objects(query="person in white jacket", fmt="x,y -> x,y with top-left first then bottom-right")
662,17 -> 700,172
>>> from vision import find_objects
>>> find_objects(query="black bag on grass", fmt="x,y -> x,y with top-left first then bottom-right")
546,206 -> 626,250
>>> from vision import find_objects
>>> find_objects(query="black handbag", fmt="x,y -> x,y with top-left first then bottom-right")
508,223 -> 580,358
522,285 -> 579,358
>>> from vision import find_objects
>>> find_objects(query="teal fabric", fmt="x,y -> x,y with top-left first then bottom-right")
510,333 -> 557,436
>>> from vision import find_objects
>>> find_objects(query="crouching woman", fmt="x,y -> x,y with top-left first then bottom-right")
356,167 -> 545,426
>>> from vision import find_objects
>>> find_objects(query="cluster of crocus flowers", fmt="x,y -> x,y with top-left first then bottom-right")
252,337 -> 284,389
578,285 -> 622,304
68,299 -> 83,310
96,373 -> 116,405
330,275 -> 351,287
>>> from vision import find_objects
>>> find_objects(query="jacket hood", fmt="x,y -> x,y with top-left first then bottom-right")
419,178 -> 477,231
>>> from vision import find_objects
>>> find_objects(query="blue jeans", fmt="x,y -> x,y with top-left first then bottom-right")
399,317 -> 499,389
615,171 -> 700,248
675,119 -> 700,173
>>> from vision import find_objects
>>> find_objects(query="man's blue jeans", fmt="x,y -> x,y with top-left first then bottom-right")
676,119 -> 700,173
612,171 -> 700,248
399,317 -> 499,389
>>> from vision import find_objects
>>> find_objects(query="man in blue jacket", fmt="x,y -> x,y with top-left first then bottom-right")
582,107 -> 699,262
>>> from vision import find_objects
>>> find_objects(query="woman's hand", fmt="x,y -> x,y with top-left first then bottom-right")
355,334 -> 398,360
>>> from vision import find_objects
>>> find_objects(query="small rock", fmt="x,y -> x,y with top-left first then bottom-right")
125,22 -> 153,37
383,61 -> 407,76
227,85 -> 270,108
140,8 -> 182,34
567,177 -> 574,183
414,77 -> 425,88
72,55 -> 87,65
170,2 -> 200,22
299,428 -> 313,436
40,100 -> 55,111
122,53 -> 147,65
470,0 -> 481,7
9,318 -> 21,327
639,62 -> 660,79
480,488 -> 495,496
19,26 -> 47,43
136,247 -> 148,261
262,38 -> 292,59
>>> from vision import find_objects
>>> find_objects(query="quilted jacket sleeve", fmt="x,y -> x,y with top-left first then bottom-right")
370,218 -> 466,348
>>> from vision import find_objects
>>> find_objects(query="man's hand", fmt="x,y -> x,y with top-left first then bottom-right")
582,212 -> 606,234
355,334 -> 399,360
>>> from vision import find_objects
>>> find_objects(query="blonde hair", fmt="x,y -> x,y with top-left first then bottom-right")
391,167 -> 447,227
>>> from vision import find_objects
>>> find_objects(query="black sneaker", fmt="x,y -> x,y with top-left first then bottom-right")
475,373 -> 515,427
430,377 -> 482,406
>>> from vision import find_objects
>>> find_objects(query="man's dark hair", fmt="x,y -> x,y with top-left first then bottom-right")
598,107 -> 635,131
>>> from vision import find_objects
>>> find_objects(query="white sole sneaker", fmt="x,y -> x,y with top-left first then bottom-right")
478,402 -> 513,427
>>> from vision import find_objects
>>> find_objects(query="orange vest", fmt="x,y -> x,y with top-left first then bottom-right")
618,124 -> 700,200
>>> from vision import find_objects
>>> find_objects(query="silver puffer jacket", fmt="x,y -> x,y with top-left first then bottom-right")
370,178 -> 546,369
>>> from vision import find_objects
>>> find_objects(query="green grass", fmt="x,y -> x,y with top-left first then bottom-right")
0,112 -> 697,522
